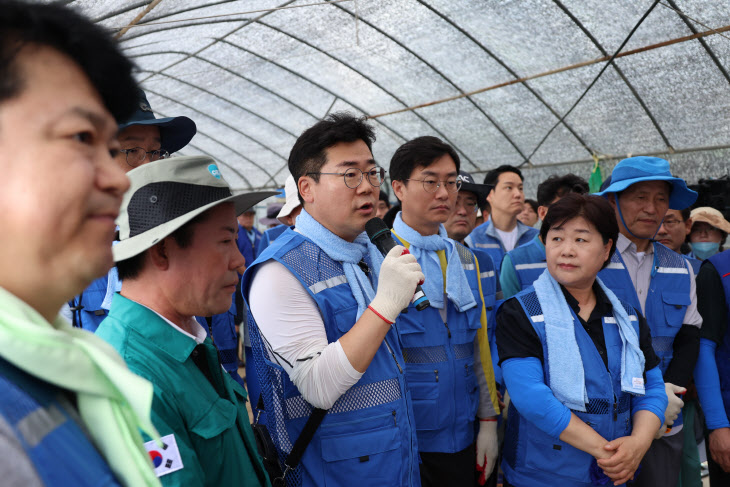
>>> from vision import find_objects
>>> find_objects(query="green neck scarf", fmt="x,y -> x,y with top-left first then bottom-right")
0,287 -> 161,487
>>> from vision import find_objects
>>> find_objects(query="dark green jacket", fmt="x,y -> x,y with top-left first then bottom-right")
97,294 -> 270,487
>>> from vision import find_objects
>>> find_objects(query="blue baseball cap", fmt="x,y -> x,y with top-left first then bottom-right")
117,89 -> 196,154
594,156 -> 697,210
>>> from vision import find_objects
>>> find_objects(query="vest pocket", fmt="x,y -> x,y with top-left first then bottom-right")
189,396 -> 238,439
464,361 -> 479,419
661,291 -> 690,328
320,419 -> 402,486
406,368 -> 441,431
523,430 -> 592,483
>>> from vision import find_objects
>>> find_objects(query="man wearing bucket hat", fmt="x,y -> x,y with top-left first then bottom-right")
595,156 -> 701,486
96,156 -> 275,486
69,89 -> 196,332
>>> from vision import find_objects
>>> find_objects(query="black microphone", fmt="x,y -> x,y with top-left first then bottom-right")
365,217 -> 430,311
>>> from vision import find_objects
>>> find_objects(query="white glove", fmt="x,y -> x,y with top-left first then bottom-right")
664,382 -> 686,426
476,419 -> 498,484
369,246 -> 425,323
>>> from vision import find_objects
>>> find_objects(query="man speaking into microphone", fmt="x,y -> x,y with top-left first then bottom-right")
243,113 -> 424,487
389,136 -> 501,487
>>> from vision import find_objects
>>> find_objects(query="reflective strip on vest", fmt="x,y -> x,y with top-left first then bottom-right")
514,263 -> 547,270
309,275 -> 347,294
656,266 -> 688,275
462,263 -> 475,271
605,262 -> 625,270
480,271 -> 495,279
604,316 -> 638,323
17,404 -> 66,448
476,243 -> 501,249
531,315 -> 544,322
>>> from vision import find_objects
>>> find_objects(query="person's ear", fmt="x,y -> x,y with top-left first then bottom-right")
685,218 -> 692,236
149,240 -> 170,271
537,205 -> 548,221
392,179 -> 406,202
299,177 -> 314,205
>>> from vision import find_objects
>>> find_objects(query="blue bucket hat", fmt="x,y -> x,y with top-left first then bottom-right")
117,89 -> 196,154
594,156 -> 697,210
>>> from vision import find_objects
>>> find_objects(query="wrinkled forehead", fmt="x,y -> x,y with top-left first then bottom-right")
623,179 -> 672,197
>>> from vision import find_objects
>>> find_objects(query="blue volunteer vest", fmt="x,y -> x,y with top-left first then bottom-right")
503,290 -> 640,486
597,242 -> 691,375
598,242 -> 691,429
0,357 -> 121,486
466,220 -> 537,275
472,248 -> 501,386
242,229 -> 420,487
69,274 -> 109,331
392,236 -> 490,453
707,251 -> 730,421
685,255 -> 701,276
508,238 -> 547,292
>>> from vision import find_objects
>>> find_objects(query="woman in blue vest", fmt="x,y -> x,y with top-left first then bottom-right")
496,193 -> 667,486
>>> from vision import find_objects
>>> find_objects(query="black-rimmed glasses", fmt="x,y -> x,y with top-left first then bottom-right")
307,167 -> 386,189
120,147 -> 170,167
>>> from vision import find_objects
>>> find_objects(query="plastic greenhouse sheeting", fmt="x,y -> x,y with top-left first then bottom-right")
44,0 -> 730,191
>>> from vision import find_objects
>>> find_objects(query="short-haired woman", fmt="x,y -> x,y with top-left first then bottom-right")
497,193 -> 668,486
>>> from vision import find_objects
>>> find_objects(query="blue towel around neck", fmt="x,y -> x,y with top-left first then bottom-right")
533,271 -> 645,412
392,212 -> 476,312
295,209 -> 384,320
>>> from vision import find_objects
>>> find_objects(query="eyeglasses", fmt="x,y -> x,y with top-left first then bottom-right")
120,147 -> 170,167
456,197 -> 479,213
662,219 -> 684,229
307,167 -> 386,189
405,178 -> 462,194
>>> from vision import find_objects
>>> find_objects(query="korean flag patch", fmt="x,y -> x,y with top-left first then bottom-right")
145,434 -> 184,477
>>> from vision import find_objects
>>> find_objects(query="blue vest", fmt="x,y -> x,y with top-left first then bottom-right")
392,236 -> 487,453
707,251 -> 730,421
503,290 -> 640,486
256,225 -> 289,259
242,230 -> 420,487
0,357 -> 121,486
685,255 -> 701,276
473,249 -> 503,388
69,274 -> 109,331
466,220 -> 537,276
598,242 -> 691,376
507,238 -> 547,292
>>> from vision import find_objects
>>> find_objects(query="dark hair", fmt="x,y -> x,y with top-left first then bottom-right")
536,174 -> 589,207
288,112 -> 375,204
0,1 -> 138,124
117,211 -> 211,280
680,207 -> 691,221
524,199 -> 538,213
378,191 -> 391,205
483,165 -> 523,186
389,136 -> 460,183
540,193 -> 618,270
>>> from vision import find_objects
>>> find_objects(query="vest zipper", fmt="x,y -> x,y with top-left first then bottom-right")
435,369 -> 439,382
443,321 -> 451,338
613,396 -> 618,421
384,340 -> 403,374
392,410 -> 397,426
